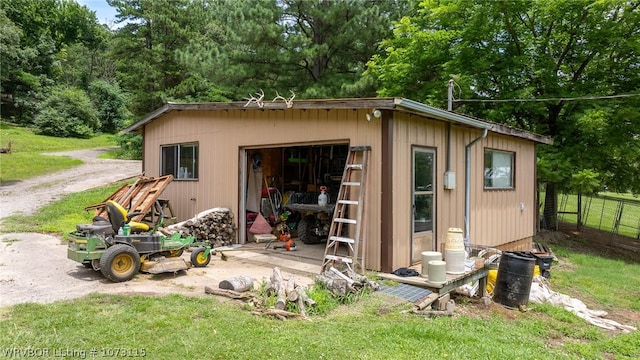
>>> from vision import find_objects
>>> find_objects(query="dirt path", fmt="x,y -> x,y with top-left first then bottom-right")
0,149 -> 316,307
0,148 -> 141,220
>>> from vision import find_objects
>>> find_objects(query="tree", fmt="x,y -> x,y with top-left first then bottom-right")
108,0 -> 411,115
2,0 -> 106,123
244,0 -> 412,98
365,0 -> 640,229
88,80 -> 130,134
108,0 -> 201,114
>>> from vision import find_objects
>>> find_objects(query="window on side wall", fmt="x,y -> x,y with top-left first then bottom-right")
484,149 -> 514,189
161,143 -> 199,180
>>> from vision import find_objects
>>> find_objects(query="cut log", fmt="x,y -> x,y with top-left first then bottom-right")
316,273 -> 348,296
297,286 -> 317,307
204,286 -> 255,300
297,296 -> 307,318
271,267 -> 287,310
414,293 -> 439,311
286,276 -> 298,302
253,308 -> 305,320
219,274 -> 255,292
329,266 -> 355,285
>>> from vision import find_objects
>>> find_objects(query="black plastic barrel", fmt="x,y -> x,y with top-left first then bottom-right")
493,252 -> 535,308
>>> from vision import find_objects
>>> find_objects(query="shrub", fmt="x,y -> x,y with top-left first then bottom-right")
34,86 -> 98,138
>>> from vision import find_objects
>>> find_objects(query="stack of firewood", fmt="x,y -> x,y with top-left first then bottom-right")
257,267 -> 317,319
316,266 -> 380,296
162,207 -> 237,247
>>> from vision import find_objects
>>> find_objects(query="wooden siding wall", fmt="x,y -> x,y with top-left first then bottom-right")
143,108 -> 384,270
392,113 -> 536,269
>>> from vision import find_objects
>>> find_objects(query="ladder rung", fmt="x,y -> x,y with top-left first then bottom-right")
333,218 -> 357,224
342,182 -> 360,186
346,164 -> 363,170
338,200 -> 358,205
324,254 -> 353,263
328,236 -> 355,244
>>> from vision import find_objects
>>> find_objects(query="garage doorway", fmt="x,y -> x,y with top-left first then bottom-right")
239,143 -> 349,245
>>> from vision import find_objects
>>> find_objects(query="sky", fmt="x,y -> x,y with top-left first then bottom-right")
76,0 -> 119,27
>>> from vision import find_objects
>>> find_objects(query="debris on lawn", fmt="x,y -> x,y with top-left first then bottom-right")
161,207 -> 237,247
529,275 -> 637,333
316,266 -> 379,296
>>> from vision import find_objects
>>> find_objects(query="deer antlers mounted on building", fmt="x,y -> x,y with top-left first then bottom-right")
272,90 -> 296,108
244,89 -> 265,108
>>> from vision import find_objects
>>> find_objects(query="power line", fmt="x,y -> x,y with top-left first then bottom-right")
453,93 -> 640,103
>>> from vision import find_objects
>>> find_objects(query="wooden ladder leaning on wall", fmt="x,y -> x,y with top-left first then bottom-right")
321,146 -> 371,274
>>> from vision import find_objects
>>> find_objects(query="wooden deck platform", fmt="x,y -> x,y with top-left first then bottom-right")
377,266 -> 488,297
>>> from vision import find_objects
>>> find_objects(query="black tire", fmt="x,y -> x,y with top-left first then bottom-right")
298,215 -> 323,244
191,247 -> 211,267
100,244 -> 141,282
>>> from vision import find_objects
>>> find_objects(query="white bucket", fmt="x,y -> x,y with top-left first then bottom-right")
445,227 -> 464,251
428,260 -> 447,284
420,251 -> 442,278
445,249 -> 466,274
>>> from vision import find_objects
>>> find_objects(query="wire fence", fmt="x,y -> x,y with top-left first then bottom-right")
557,193 -> 640,241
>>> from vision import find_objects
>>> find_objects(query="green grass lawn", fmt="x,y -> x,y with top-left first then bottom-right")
0,272 -> 638,360
540,190 -> 640,239
0,181 -> 131,236
1,121 -> 638,359
556,193 -> 640,239
0,122 -> 116,184
0,183 -> 638,359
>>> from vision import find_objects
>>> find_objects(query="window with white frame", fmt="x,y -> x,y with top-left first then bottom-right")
161,143 -> 199,180
484,149 -> 514,189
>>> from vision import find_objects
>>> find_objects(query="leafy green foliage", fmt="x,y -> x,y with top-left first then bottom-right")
366,0 -> 640,226
88,80 -> 130,133
2,0 -> 105,124
114,133 -> 142,160
34,86 -> 99,138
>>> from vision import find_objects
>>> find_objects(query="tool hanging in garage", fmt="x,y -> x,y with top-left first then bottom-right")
321,146 -> 371,274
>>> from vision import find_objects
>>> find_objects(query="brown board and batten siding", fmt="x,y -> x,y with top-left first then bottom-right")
126,97 -> 552,273
473,134 -> 537,250
391,113 -> 538,270
142,107 -> 385,270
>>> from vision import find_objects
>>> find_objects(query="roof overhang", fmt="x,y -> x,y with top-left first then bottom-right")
121,97 -> 552,145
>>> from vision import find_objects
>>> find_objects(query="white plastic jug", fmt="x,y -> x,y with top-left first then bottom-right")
318,186 -> 328,206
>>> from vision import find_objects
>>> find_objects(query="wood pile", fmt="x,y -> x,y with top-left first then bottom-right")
162,207 -> 237,247
316,266 -> 379,296
204,267 -> 316,320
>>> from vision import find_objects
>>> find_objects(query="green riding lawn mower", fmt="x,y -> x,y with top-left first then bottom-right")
67,200 -> 213,282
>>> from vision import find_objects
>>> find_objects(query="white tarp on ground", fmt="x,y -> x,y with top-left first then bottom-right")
529,276 -> 637,333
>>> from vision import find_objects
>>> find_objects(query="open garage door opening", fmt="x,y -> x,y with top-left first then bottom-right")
241,143 -> 349,246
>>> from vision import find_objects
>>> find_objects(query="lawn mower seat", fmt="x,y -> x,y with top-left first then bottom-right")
105,200 -> 150,233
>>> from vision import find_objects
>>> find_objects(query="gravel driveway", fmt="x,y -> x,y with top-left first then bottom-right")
0,149 -> 315,307
0,148 -> 141,220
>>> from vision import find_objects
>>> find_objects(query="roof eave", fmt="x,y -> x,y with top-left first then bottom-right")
120,103 -> 174,134
394,98 -> 492,130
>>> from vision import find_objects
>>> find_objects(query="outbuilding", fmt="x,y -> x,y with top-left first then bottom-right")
122,97 -> 552,273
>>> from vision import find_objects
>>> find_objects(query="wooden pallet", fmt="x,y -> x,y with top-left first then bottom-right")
85,175 -> 174,223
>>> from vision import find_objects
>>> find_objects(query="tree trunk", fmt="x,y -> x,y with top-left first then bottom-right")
543,182 -> 558,230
